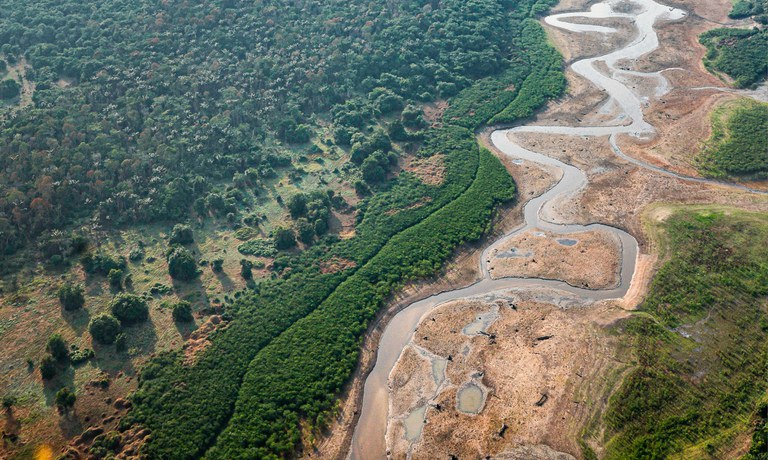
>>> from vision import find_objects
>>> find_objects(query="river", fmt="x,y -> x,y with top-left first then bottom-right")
348,0 -> 762,457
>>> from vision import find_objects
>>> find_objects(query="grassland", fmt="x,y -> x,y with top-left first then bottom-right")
600,207 -> 768,459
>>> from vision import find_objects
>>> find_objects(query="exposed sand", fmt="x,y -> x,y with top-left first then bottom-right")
488,228 -> 621,289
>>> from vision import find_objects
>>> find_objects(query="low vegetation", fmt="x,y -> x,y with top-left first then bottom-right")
697,98 -> 768,180
601,209 -> 768,458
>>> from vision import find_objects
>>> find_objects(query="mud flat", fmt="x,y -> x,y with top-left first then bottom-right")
385,296 -> 628,459
488,228 -> 621,289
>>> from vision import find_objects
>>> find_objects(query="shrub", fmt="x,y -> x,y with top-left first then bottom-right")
238,238 -> 277,257
212,258 -> 224,273
108,268 -> 124,289
168,247 -> 199,281
172,301 -> 194,322
55,387 -> 76,413
169,224 -> 194,245
111,293 -> 149,324
40,356 -> 57,380
115,333 -> 128,352
70,347 -> 94,365
58,283 -> 85,311
89,314 -> 121,344
47,334 -> 69,362
274,228 -> 296,250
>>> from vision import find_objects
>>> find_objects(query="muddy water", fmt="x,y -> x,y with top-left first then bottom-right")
348,0 -> 761,457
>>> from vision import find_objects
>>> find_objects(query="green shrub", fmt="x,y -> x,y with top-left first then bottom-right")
172,301 -> 194,322
211,258 -> 224,273
58,282 -> 85,311
89,314 -> 121,344
237,239 -> 277,257
108,268 -> 124,289
111,293 -> 149,324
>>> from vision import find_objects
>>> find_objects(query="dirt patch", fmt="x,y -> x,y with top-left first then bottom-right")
402,154 -> 446,186
423,100 -> 448,127
488,228 -> 622,289
319,256 -> 357,275
182,315 -> 227,366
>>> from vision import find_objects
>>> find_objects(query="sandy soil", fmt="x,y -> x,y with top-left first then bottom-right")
488,228 -> 621,289
386,296 -> 629,460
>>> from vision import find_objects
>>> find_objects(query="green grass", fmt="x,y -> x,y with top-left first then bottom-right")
697,98 -> 768,180
602,208 -> 768,459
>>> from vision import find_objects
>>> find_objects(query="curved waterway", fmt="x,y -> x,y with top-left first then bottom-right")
349,0 -> 763,457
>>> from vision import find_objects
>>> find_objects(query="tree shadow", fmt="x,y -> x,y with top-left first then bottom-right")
42,364 -> 76,407
61,306 -> 91,336
174,319 -> 198,340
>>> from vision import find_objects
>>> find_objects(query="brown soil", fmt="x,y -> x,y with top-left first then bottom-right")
402,153 -> 446,186
488,228 -> 621,289
423,100 -> 449,127
319,256 -> 357,275
387,296 -> 629,460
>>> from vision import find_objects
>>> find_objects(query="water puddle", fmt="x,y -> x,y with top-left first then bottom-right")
557,238 -> 578,246
402,405 -> 427,441
456,382 -> 485,414
431,358 -> 447,386
461,306 -> 499,336
497,247 -> 533,258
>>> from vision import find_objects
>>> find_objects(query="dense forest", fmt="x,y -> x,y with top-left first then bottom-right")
0,0 -> 560,256
601,209 -> 768,458
0,0 -> 565,457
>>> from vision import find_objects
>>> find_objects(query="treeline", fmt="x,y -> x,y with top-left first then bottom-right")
601,210 -> 768,458
207,145 -> 514,459
700,27 -> 768,88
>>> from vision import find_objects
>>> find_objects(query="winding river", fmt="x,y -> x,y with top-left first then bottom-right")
349,0 -> 763,457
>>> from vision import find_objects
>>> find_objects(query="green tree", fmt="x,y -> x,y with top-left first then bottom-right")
39,355 -> 57,380
274,228 -> 296,250
172,301 -> 194,322
169,224 -> 194,245
168,247 -> 199,281
46,334 -> 69,362
108,268 -> 124,289
110,293 -> 149,324
55,387 -> 76,414
240,259 -> 254,280
0,79 -> 20,99
58,283 -> 85,311
287,194 -> 308,219
211,258 -> 224,273
89,314 -> 121,345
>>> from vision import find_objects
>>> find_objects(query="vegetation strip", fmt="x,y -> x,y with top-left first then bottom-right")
601,209 -> 768,459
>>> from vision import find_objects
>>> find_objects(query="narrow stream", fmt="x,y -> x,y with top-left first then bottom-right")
349,0 -> 763,457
